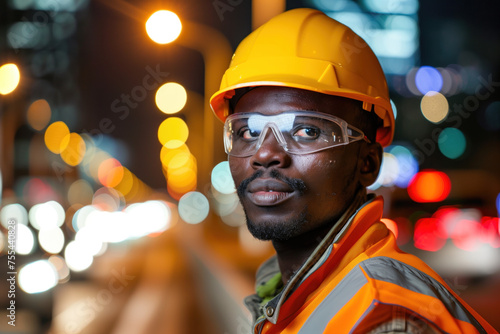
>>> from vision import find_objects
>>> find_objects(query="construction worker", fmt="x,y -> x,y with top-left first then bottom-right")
210,8 -> 498,334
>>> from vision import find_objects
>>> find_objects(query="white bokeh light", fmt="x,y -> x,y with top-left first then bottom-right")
178,192 -> 210,224
29,201 -> 65,230
16,223 -> 35,255
64,240 -> 93,272
19,260 -> 58,294
1,203 -> 29,228
75,225 -> 105,256
39,227 -> 65,254
211,161 -> 236,194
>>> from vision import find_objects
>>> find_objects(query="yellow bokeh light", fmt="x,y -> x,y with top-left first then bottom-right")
146,10 -> 182,44
168,152 -> 196,174
0,63 -> 20,95
160,144 -> 190,167
155,82 -> 187,114
420,91 -> 449,124
114,167 -> 135,197
27,99 -> 52,131
158,117 -> 189,146
44,121 -> 70,154
167,168 -> 197,199
60,133 -> 86,166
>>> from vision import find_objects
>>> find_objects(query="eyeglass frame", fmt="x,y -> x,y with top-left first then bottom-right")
223,110 -> 371,157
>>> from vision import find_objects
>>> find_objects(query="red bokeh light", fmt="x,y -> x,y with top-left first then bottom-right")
414,217 -> 447,251
407,170 -> 451,203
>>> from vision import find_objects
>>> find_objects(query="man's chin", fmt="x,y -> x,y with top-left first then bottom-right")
246,215 -> 305,242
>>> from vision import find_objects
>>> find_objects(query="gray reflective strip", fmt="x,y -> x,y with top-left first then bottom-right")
360,257 -> 487,333
297,266 -> 368,334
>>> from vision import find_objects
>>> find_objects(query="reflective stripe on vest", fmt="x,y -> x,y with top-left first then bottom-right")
298,256 -> 487,334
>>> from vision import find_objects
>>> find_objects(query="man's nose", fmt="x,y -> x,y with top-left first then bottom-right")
250,127 -> 291,169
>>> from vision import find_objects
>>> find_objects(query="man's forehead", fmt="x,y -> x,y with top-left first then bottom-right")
233,86 -> 360,120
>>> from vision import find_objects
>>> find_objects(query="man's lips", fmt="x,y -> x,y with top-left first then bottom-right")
246,178 -> 295,206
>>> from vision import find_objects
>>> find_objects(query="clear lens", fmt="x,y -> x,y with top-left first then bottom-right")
224,111 -> 367,157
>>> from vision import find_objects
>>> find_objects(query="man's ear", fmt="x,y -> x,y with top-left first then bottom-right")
358,142 -> 383,187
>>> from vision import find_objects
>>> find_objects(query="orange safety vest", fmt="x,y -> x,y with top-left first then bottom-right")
249,197 -> 498,334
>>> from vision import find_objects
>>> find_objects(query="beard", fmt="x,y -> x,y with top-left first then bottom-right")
237,169 -> 308,241
244,209 -> 308,241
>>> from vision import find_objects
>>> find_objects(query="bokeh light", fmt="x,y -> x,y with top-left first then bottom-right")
16,223 -> 35,255
48,255 -> 70,282
178,191 -> 209,224
113,167 -> 135,197
72,205 -> 96,232
0,63 -> 20,95
160,144 -> 190,167
211,187 -> 240,219
44,121 -> 70,154
75,226 -> 105,256
368,152 -> 399,190
64,240 -> 94,272
158,117 -> 189,148
27,99 -> 52,131
415,66 -> 443,95
146,10 -> 182,44
60,133 -> 86,166
167,164 -> 197,199
124,200 -> 172,237
92,187 -> 124,212
68,179 -> 94,206
155,82 -> 187,114
438,128 -> 466,159
98,158 -> 124,188
420,91 -> 449,123
388,145 -> 419,188
19,260 -> 58,294
1,203 -> 29,228
29,201 -> 65,230
38,227 -> 65,254
211,161 -> 236,194
414,217 -> 446,252
85,210 -> 129,243
407,170 -> 451,203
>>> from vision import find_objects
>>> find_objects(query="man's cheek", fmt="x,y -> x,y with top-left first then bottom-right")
229,158 -> 247,181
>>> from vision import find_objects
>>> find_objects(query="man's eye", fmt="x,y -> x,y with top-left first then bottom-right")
239,128 -> 260,140
293,127 -> 320,139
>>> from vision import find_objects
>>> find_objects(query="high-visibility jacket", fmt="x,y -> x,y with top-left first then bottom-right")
244,196 -> 498,333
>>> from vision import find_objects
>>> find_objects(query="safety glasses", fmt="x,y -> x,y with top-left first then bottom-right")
224,111 -> 369,157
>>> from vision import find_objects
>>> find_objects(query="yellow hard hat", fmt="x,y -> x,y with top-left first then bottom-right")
210,8 -> 395,147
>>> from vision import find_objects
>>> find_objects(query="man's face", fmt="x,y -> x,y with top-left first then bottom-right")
229,86 -> 371,241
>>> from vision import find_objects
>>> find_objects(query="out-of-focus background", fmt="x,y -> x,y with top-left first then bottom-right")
0,0 -> 499,333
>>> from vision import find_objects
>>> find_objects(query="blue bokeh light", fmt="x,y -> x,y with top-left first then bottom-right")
388,145 -> 419,188
415,66 -> 443,95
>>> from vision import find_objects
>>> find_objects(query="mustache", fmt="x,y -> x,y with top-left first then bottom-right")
237,169 -> 307,197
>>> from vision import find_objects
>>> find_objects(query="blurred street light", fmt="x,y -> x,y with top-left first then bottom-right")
146,10 -> 182,44
0,63 -> 20,95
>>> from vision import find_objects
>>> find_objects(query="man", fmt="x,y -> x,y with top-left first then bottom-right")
210,8 -> 497,334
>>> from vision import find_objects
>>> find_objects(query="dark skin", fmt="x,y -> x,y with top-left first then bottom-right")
229,86 -> 383,283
